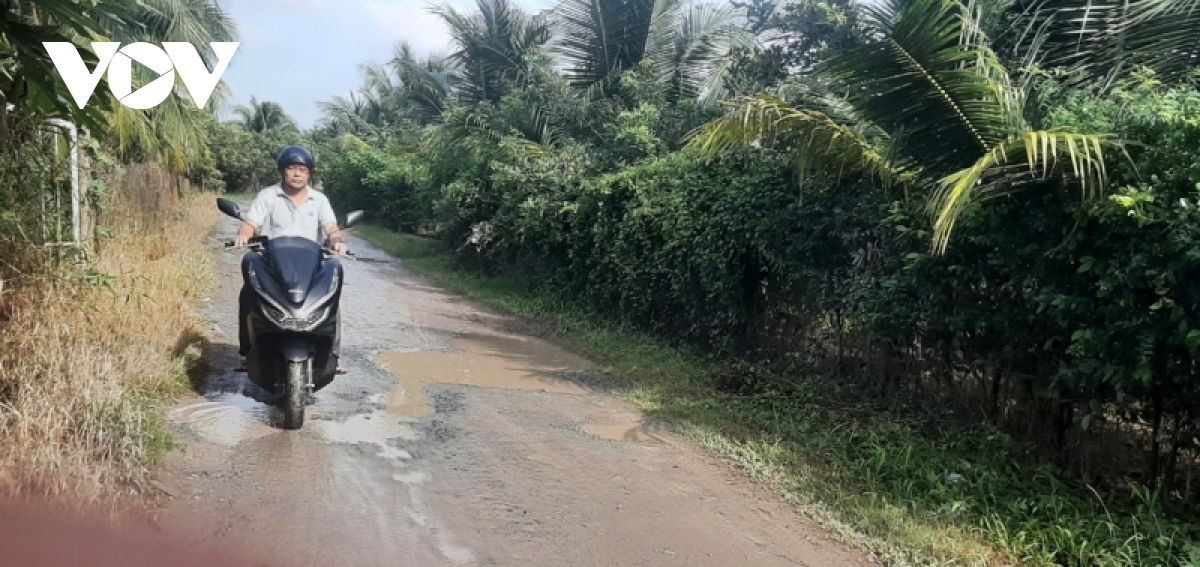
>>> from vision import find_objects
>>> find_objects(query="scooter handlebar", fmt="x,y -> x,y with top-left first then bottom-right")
323,247 -> 356,260
224,235 -> 267,249
221,237 -> 353,258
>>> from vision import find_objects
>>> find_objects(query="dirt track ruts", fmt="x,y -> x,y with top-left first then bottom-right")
149,213 -> 870,566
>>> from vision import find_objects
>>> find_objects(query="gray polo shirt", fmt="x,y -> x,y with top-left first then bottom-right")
244,184 -> 337,242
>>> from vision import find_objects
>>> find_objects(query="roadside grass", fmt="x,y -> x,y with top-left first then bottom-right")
357,225 -> 1200,567
0,193 -> 221,509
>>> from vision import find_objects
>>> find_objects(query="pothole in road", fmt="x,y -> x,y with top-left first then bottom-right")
313,400 -> 422,465
169,392 -> 274,447
431,391 -> 466,414
376,332 -> 595,418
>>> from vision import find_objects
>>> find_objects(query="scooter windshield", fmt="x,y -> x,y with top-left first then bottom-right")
264,237 -> 323,304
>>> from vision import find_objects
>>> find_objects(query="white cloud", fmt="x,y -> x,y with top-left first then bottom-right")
364,0 -> 557,57
362,0 -> 465,58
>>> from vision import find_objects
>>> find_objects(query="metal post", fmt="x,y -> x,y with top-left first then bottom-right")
44,119 -> 80,245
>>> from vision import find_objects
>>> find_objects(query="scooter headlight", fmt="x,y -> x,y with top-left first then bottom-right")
259,299 -> 289,326
289,305 -> 332,332
247,266 -> 291,326
257,299 -> 329,332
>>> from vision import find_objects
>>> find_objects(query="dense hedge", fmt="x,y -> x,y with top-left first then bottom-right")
476,152 -> 800,349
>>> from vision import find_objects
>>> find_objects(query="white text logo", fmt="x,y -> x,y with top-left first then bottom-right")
42,42 -> 239,110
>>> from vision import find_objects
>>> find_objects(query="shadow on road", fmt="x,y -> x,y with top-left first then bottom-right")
174,324 -> 276,406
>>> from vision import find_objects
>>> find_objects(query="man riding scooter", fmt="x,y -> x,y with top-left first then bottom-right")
231,145 -> 349,373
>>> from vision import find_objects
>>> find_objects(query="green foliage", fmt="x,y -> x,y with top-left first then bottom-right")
552,0 -> 760,104
694,0 -> 1119,254
0,112 -> 72,258
601,103 -> 668,164
998,0 -> 1200,90
726,0 -> 867,93
433,0 -> 551,104
320,147 -> 429,232
205,122 -> 288,193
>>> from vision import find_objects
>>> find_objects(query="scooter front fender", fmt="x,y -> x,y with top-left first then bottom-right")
281,338 -> 314,362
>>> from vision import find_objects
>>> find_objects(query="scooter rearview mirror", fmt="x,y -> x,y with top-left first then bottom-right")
217,198 -> 243,220
343,210 -> 364,229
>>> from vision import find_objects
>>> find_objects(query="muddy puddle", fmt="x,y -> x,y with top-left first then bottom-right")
582,423 -> 665,443
314,395 -> 422,465
377,333 -> 594,417
169,392 -> 274,446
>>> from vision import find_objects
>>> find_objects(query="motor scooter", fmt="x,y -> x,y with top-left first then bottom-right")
216,197 -> 363,429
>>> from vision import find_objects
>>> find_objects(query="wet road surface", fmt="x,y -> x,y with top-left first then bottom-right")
151,213 -> 869,566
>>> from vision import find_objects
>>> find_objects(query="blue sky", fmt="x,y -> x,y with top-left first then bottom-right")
216,0 -> 554,129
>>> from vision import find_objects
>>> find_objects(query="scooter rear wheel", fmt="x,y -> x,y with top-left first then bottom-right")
282,359 -> 310,430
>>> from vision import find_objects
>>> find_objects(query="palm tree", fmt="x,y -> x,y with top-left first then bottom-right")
0,0 -> 130,144
549,0 -> 762,104
2,0 -> 237,178
317,92 -> 373,137
658,1 -> 766,104
319,76 -> 408,141
2,0 -> 237,213
234,96 -> 298,134
991,0 -> 1200,91
316,48 -> 448,146
688,0 -> 1114,253
389,43 -> 457,124
100,0 -> 239,174
433,0 -> 551,104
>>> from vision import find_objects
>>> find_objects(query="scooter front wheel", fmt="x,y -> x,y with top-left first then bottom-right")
282,359 -> 310,430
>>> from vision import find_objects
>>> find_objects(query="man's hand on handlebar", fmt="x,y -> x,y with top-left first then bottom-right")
230,220 -> 259,248
331,241 -> 349,255
226,234 -> 265,249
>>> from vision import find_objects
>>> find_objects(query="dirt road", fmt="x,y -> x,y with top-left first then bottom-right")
151,214 -> 869,566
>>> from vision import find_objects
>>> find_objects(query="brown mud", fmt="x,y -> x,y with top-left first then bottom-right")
145,213 -> 871,566
376,335 -> 593,418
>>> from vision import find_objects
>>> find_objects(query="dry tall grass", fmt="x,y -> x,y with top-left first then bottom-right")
0,182 -> 220,508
